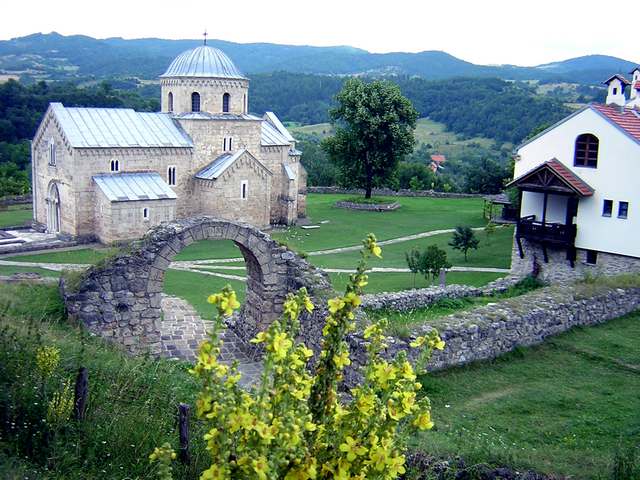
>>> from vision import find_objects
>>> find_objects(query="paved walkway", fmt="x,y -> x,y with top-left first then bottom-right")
160,295 -> 262,388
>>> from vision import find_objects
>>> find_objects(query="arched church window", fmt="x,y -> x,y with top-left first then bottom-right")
110,159 -> 120,172
222,93 -> 230,113
574,133 -> 599,168
191,92 -> 201,112
48,138 -> 57,166
168,92 -> 174,112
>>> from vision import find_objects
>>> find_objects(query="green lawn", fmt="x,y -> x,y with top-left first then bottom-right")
313,226 -> 514,270
330,271 -> 504,295
4,247 -> 117,264
173,239 -> 242,261
271,194 -> 487,252
163,269 -> 245,320
0,204 -> 32,228
0,265 -> 61,278
417,311 -> 640,478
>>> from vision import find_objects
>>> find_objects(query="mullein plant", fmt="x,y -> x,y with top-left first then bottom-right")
151,234 -> 445,480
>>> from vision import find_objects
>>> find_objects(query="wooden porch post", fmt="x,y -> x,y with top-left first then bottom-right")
542,192 -> 548,225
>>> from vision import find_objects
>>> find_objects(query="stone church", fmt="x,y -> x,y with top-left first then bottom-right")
31,43 -> 306,243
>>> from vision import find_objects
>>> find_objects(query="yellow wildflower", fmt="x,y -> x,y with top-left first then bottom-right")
387,454 -> 406,476
356,392 -> 376,415
413,411 -> 434,430
252,456 -> 269,480
303,295 -> 315,313
409,336 -> 426,348
201,464 -> 226,480
339,436 -> 368,461
250,331 -> 268,344
333,350 -> 351,369
368,445 -> 389,471
328,297 -> 346,314
372,361 -> 397,388
400,361 -> 417,381
271,332 -> 293,360
36,345 -> 60,378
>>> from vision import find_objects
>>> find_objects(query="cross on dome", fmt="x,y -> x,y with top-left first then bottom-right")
203,29 -> 208,45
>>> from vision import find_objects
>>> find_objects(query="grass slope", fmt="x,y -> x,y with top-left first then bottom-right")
418,311 -> 640,478
0,204 -> 32,228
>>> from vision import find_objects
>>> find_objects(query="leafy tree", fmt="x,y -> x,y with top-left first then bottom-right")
322,78 -> 418,198
405,247 -> 423,288
421,245 -> 452,284
449,226 -> 480,261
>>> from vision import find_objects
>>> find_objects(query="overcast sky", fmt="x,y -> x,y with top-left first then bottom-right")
2,0 -> 636,66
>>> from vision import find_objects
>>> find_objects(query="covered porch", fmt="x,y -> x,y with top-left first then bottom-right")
507,158 -> 594,265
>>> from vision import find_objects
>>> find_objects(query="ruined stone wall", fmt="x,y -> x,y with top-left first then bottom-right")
61,217 -> 331,355
307,186 -> 485,199
510,237 -> 640,283
345,285 -> 640,380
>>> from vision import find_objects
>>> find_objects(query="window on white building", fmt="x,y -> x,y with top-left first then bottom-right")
586,250 -> 598,265
110,159 -> 120,172
143,207 -> 149,220
240,180 -> 248,200
574,133 -> 599,168
48,138 -> 56,166
602,199 -> 613,217
618,201 -> 629,219
167,166 -> 176,186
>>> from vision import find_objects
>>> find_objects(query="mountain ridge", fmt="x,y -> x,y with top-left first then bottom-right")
0,32 -> 637,84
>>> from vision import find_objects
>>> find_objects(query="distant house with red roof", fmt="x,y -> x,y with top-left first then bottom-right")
429,154 -> 445,173
508,70 -> 640,282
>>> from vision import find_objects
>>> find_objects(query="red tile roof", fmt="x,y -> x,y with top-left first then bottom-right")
591,103 -> 640,143
430,154 -> 446,163
508,158 -> 594,197
545,159 -> 594,196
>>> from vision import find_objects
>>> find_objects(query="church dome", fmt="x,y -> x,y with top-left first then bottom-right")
161,45 -> 246,79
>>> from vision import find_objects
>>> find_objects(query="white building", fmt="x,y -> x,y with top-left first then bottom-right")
509,71 -> 640,282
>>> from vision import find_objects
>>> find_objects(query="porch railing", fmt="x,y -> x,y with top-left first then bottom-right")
516,215 -> 577,246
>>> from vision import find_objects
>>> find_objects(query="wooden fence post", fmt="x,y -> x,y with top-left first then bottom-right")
73,367 -> 88,421
178,403 -> 190,464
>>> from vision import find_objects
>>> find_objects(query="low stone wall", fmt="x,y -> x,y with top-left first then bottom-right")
345,284 -> 640,381
335,200 -> 401,212
308,186 -> 484,199
0,194 -> 32,206
360,276 -> 521,312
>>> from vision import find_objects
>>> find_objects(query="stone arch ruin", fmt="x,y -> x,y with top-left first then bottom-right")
61,217 -> 331,355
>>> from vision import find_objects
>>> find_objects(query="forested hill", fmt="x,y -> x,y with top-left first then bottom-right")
251,73 -> 571,144
1,32 -> 637,84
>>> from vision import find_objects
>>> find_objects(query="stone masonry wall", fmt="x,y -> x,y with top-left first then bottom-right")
511,237 -> 640,284
308,186 -> 485,199
345,284 -> 640,383
60,217 -> 331,355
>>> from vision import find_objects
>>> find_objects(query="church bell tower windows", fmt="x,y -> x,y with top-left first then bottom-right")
168,92 -> 174,112
110,159 -> 120,172
223,137 -> 233,152
191,92 -> 201,112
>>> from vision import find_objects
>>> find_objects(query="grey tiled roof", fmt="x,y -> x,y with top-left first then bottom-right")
195,150 -> 246,180
50,103 -> 193,149
93,172 -> 177,202
264,112 -> 295,142
161,45 -> 246,79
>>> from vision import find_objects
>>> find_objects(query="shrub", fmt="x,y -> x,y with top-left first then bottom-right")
448,226 -> 479,262
152,235 -> 445,479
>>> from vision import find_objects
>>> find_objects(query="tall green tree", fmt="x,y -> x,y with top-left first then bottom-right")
322,78 -> 418,198
421,245 -> 452,284
449,226 -> 480,262
405,248 -> 422,288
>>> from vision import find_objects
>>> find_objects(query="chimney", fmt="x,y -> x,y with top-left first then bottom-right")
604,74 -> 629,107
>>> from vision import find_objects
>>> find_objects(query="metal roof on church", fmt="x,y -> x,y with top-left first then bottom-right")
161,45 -> 246,79
195,150 -> 247,180
93,172 -> 177,202
261,121 -> 291,146
50,103 -> 193,149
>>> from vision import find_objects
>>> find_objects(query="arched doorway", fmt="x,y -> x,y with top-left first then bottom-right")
46,182 -> 61,234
